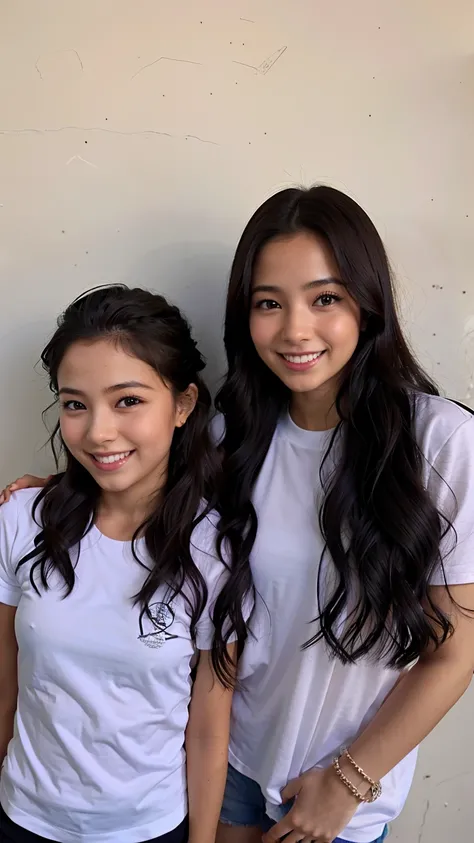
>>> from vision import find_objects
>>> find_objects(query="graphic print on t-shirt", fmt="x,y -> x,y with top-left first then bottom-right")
0,491 -> 227,842
137,602 -> 178,649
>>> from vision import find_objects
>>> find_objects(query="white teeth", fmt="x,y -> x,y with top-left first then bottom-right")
283,352 -> 323,364
94,451 -> 131,464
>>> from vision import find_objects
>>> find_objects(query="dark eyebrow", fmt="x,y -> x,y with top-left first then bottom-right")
58,381 -> 153,397
252,277 -> 344,295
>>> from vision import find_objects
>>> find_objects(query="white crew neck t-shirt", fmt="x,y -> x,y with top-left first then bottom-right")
0,489 -> 227,843
225,394 -> 474,843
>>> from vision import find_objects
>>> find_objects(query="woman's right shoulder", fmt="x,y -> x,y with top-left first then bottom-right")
0,489 -> 43,600
209,412 -> 225,446
0,488 -> 44,550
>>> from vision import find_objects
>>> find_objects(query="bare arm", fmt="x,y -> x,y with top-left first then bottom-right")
0,603 -> 18,766
344,582 -> 474,786
186,646 -> 236,843
264,583 -> 474,843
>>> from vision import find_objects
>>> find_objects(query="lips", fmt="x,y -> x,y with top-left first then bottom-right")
90,450 -> 135,472
279,350 -> 326,371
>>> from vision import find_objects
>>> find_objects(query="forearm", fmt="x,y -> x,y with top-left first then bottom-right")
347,657 -> 472,785
0,705 -> 16,767
186,733 -> 228,843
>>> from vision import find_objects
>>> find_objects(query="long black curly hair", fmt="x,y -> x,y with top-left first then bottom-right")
213,185 -> 454,670
18,285 -> 233,685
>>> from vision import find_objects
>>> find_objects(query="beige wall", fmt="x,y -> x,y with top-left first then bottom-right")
1,1 -> 473,836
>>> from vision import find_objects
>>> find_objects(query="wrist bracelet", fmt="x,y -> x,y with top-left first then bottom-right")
332,751 -> 382,804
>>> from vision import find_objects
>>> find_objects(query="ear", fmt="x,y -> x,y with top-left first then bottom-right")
175,383 -> 198,428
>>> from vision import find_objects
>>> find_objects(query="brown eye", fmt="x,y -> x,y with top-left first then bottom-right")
62,400 -> 86,411
255,299 -> 280,310
315,292 -> 341,307
117,396 -> 142,408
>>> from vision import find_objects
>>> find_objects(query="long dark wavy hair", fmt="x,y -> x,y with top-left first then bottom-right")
18,285 -> 233,685
214,184 -> 455,668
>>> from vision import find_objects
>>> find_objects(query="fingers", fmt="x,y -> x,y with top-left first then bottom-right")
280,832 -> 305,843
281,779 -> 300,803
0,473 -> 54,504
262,818 -> 295,843
0,481 -> 20,505
266,834 -> 327,843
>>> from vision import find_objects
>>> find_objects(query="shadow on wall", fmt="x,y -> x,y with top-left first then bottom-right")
133,240 -> 233,392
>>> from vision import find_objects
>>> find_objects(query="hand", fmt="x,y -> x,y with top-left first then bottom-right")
262,767 -> 360,843
0,475 -> 50,505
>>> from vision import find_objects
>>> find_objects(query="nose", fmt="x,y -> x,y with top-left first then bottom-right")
280,304 -> 314,345
85,409 -> 117,446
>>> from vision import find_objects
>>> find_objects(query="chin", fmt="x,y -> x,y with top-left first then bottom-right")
93,473 -> 136,492
286,382 -> 321,394
277,372 -> 330,394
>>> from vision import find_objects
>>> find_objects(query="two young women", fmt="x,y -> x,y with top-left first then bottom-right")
2,185 -> 474,843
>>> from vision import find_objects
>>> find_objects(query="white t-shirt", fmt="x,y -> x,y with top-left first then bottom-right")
0,489 -> 227,843
226,394 -> 474,843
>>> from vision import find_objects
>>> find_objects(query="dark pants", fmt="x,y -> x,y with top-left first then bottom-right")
0,807 -> 188,843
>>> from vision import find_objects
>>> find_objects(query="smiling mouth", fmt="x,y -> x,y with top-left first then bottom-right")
277,351 -> 326,371
89,450 -> 135,471
281,352 -> 324,363
92,451 -> 132,464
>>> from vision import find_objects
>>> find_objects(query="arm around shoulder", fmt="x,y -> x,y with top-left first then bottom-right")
0,474 -> 51,505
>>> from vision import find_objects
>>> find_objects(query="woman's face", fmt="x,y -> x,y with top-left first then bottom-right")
249,231 -> 361,403
57,338 -> 195,502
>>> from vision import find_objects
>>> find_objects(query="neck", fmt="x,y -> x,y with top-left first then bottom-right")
96,466 -> 168,541
290,383 -> 339,431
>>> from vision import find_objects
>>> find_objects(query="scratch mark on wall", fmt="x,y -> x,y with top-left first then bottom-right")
233,60 -> 259,71
131,56 -> 202,80
184,134 -> 219,145
0,127 -> 44,134
233,46 -> 287,76
258,46 -> 287,74
35,49 -> 83,79
0,126 -> 219,146
71,49 -> 84,71
240,17 -> 255,23
66,155 -> 98,168
418,800 -> 430,843
436,770 -> 471,787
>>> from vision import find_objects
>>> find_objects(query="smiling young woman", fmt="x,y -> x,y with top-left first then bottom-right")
213,186 -> 474,843
0,286 -> 237,843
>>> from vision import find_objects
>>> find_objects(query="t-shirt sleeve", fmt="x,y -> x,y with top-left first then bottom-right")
428,415 -> 474,585
191,512 -> 234,651
209,413 -> 225,447
195,565 -> 232,652
0,496 -> 22,606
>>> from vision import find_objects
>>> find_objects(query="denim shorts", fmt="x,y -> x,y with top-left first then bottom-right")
0,806 -> 188,843
220,764 -> 388,843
